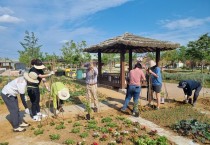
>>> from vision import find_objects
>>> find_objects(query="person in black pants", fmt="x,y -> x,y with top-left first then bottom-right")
177,80 -> 202,106
27,59 -> 54,121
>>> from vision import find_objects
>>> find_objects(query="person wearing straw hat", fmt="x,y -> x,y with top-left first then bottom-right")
50,82 -> 70,115
1,72 -> 39,132
27,59 -> 54,121
86,62 -> 99,112
177,80 -> 202,107
147,60 -> 162,110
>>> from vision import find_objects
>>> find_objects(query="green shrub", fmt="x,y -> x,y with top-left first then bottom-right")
80,132 -> 88,138
63,139 -> 75,145
49,134 -> 60,140
34,129 -> 44,136
71,127 -> 80,133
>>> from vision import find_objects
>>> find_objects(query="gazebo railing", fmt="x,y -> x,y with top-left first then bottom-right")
100,73 -> 121,88
99,72 -> 147,88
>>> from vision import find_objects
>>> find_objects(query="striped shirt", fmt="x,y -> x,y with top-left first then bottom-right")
86,67 -> 98,85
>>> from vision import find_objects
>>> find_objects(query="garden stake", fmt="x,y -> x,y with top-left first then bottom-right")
148,74 -> 155,109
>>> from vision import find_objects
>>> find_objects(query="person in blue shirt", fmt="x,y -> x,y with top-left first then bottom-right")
147,60 -> 162,110
177,80 -> 202,106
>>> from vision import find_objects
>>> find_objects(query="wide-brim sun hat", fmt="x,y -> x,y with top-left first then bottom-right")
34,59 -> 45,69
149,60 -> 156,67
23,72 -> 39,83
58,88 -> 70,100
34,64 -> 45,69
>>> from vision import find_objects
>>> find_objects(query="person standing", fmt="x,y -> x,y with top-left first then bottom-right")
86,62 -> 99,112
148,60 -> 162,110
177,80 -> 202,106
1,72 -> 39,132
121,63 -> 146,117
27,59 -> 54,121
50,82 -> 70,115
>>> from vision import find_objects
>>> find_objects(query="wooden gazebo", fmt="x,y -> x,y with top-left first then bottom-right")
84,33 -> 180,89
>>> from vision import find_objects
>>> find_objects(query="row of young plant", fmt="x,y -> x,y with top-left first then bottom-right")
30,115 -> 170,145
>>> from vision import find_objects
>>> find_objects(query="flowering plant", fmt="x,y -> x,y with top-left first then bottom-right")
92,132 -> 100,138
113,131 -> 120,137
121,130 -> 129,136
100,134 -> 108,141
108,128 -> 113,133
108,140 -> 116,145
92,142 -> 98,145
116,136 -> 124,143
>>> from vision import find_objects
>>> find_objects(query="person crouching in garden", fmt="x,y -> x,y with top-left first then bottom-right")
27,59 -> 54,121
121,63 -> 146,117
147,60 -> 162,110
1,72 -> 39,132
86,62 -> 99,112
177,80 -> 202,106
50,82 -> 70,116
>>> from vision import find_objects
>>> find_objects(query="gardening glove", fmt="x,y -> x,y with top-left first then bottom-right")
25,108 -> 30,115
48,71 -> 55,76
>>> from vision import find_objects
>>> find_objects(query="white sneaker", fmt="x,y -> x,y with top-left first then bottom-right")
33,115 -> 41,121
37,112 -> 47,118
19,122 -> 30,127
56,110 -> 60,114
13,127 -> 26,132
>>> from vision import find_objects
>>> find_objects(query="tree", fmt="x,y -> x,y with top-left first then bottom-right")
161,50 -> 178,68
187,33 -> 210,73
60,40 -> 90,68
18,31 -> 43,67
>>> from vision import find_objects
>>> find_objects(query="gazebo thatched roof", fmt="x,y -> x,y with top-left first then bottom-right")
84,33 -> 180,53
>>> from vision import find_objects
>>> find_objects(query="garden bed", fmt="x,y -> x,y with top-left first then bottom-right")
0,110 -> 174,145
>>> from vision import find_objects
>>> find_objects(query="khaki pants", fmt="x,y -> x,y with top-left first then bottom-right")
86,84 -> 98,109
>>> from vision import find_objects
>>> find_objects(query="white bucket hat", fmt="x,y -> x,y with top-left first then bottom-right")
149,60 -> 156,67
23,72 -> 39,83
58,88 -> 70,100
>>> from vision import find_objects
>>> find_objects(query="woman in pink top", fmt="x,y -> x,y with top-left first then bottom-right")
121,63 -> 146,117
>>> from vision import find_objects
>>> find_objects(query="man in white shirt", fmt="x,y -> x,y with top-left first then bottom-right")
1,72 -> 39,132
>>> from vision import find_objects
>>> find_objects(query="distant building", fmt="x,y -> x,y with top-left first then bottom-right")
0,59 -> 13,69
176,61 -> 184,68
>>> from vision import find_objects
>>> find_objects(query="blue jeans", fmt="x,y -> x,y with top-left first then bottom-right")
122,85 -> 141,112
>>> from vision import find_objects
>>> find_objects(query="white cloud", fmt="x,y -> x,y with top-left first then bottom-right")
0,14 -> 24,23
147,29 -> 208,46
0,25 -> 7,31
0,6 -> 13,15
160,17 -> 210,30
68,0 -> 132,20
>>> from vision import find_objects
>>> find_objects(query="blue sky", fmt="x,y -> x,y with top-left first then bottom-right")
0,0 -> 210,60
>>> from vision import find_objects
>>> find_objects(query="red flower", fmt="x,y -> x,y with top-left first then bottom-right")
92,142 -> 98,145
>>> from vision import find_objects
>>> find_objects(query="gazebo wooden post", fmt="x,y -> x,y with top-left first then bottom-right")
98,49 -> 102,83
129,49 -> 132,71
120,50 -> 126,89
156,48 -> 160,66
